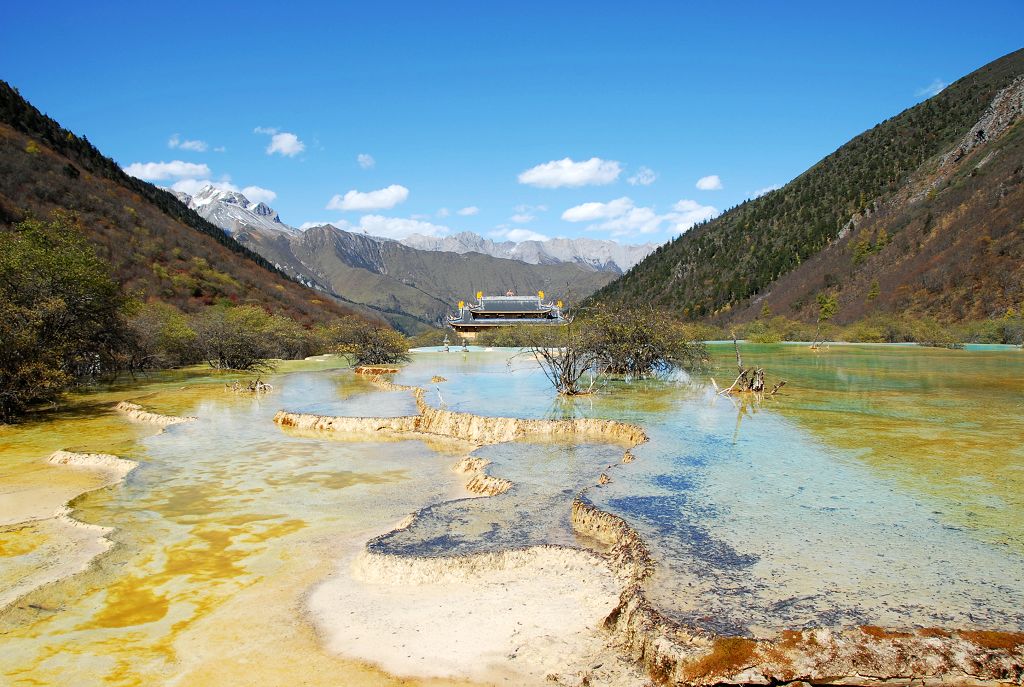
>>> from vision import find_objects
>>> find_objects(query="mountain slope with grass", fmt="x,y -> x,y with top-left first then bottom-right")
592,48 -> 1024,325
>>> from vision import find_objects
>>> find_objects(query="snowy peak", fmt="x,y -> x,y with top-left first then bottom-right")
250,202 -> 281,222
189,185 -> 251,209
174,185 -> 295,237
399,232 -> 656,272
171,186 -> 653,271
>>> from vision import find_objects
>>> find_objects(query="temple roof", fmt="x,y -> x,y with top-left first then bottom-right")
450,317 -> 562,328
468,296 -> 550,313
449,294 -> 565,328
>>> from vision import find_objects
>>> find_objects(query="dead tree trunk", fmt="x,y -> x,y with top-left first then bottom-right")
712,334 -> 784,396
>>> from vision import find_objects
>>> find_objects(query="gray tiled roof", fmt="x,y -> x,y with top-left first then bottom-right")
449,296 -> 565,327
450,317 -> 563,327
469,299 -> 552,313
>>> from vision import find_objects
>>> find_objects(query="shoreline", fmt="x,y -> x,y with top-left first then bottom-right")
280,373 -> 1024,686
0,400 -> 193,614
0,449 -> 138,611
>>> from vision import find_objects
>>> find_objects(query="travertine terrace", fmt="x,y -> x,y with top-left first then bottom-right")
277,370 -> 1024,686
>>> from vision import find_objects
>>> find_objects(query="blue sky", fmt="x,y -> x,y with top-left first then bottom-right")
2,1 -> 1021,244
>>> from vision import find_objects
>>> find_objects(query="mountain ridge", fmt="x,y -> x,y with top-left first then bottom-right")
399,231 -> 656,272
172,185 -> 627,332
235,220 -> 617,332
174,183 -> 655,272
592,47 -> 1024,325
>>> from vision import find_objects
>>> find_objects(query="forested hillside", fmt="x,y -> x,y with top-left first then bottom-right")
0,80 -> 364,326
592,48 -> 1024,324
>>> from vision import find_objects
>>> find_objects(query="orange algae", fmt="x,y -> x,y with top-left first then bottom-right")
77,515 -> 307,633
354,365 -> 400,375
958,629 -> 1024,650
682,636 -> 759,681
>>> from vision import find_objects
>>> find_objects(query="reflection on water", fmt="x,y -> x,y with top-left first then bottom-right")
1,345 -> 1021,684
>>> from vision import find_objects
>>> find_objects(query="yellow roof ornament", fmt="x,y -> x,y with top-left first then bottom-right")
537,290 -> 545,299
556,300 -> 563,308
476,291 -> 483,300
458,300 -> 464,309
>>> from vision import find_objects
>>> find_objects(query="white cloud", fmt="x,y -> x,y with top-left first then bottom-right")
457,206 -> 479,216
750,184 -> 782,199
168,134 -> 209,152
695,174 -> 723,191
560,196 -> 718,237
265,132 -> 305,157
491,227 -> 550,242
254,126 -> 304,156
326,184 -> 410,211
627,166 -> 657,186
355,215 -> 450,240
669,199 -> 719,231
124,160 -> 212,180
518,157 -> 621,188
915,78 -> 947,98
561,197 -> 635,222
509,203 -> 547,223
298,216 -> 447,239
298,221 -> 341,231
357,153 -> 376,169
592,206 -> 664,235
436,207 -> 450,218
241,185 -> 277,204
213,146 -> 226,153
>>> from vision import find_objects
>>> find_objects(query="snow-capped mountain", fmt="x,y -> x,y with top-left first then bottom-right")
168,187 -> 651,330
400,232 -> 656,272
175,185 -> 656,274
175,185 -> 297,238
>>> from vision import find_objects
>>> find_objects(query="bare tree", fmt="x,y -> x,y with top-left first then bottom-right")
528,311 -> 599,395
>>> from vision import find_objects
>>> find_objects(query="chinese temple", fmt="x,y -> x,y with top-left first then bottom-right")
448,290 -> 566,337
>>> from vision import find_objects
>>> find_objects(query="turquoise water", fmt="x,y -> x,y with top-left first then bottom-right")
397,346 -> 1024,636
372,440 -> 625,558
